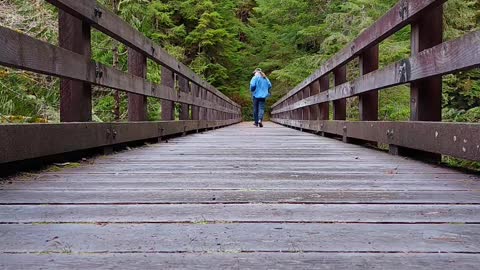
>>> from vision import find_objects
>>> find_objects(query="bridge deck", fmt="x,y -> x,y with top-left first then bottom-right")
1,122 -> 480,269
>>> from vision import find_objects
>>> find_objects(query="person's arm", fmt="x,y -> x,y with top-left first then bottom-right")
250,77 -> 257,92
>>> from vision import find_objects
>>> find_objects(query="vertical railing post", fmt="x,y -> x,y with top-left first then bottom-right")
127,48 -> 147,121
59,11 -> 92,122
302,87 -> 311,121
161,67 -> 175,121
333,66 -> 347,120
192,84 -> 200,121
178,77 -> 190,120
359,45 -> 379,121
390,5 -> 443,162
310,81 -> 320,121
319,75 -> 330,121
410,6 -> 443,122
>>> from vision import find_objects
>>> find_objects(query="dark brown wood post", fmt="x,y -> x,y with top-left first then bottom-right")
161,67 -> 175,120
178,76 -> 190,120
319,75 -> 330,120
310,81 -> 320,120
333,65 -> 347,120
191,84 -> 200,120
390,6 -> 443,162
206,91 -> 212,121
201,88 -> 207,120
359,45 -> 379,121
410,6 -> 443,122
302,87 -> 311,120
127,48 -> 147,121
59,11 -> 92,122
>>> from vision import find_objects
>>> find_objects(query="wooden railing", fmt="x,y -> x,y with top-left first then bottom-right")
0,0 -> 242,164
271,0 -> 480,162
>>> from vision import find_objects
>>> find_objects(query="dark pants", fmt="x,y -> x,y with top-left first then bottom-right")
253,98 -> 266,124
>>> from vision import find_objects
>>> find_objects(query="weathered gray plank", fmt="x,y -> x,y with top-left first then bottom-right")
2,253 -> 480,270
1,204 -> 479,223
4,179 -> 480,191
1,190 -> 479,204
1,223 -> 480,253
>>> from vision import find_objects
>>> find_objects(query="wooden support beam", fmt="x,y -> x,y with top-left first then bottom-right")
359,45 -> 379,121
127,48 -> 147,121
178,77 -> 190,120
302,87 -> 311,120
410,6 -> 443,122
319,76 -> 330,120
58,11 -> 92,122
395,5 -> 444,162
191,84 -> 200,121
161,67 -> 175,121
333,66 -> 347,120
309,81 -> 320,120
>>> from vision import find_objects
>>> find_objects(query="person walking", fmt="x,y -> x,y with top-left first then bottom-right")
250,68 -> 272,127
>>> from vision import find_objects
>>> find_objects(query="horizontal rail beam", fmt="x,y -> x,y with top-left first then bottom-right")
272,30 -> 480,114
0,26 -> 238,114
272,0 -> 446,108
0,120 -> 240,164
44,0 -> 239,109
272,119 -> 480,161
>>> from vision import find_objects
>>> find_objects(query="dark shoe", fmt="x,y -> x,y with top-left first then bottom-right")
259,122 -> 263,128
253,122 -> 258,127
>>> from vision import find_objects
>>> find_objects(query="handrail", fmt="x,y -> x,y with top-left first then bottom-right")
272,0 -> 446,108
271,0 -> 480,162
0,0 -> 242,165
45,0 -> 240,109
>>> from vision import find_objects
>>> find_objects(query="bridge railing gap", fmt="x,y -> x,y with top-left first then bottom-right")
0,0 -> 242,165
271,0 -> 480,163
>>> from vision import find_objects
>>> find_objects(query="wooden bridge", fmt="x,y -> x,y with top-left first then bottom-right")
1,0 -> 480,269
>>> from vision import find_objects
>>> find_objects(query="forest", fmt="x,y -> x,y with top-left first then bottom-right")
0,0 -> 479,165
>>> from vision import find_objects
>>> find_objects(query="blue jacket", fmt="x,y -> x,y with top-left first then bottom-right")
250,75 -> 272,99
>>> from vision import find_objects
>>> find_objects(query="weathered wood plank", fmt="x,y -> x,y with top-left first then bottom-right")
1,223 -> 480,253
2,253 -> 479,270
1,190 -> 479,204
1,204 -> 479,223
2,122 -> 479,267
5,179 -> 479,191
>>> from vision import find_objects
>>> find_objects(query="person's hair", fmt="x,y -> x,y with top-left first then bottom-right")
259,72 -> 267,78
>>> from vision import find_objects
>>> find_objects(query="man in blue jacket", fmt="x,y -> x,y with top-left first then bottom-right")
250,68 -> 272,127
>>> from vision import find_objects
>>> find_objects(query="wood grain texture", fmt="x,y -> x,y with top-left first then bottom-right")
1,122 -> 479,268
2,253 -> 480,270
